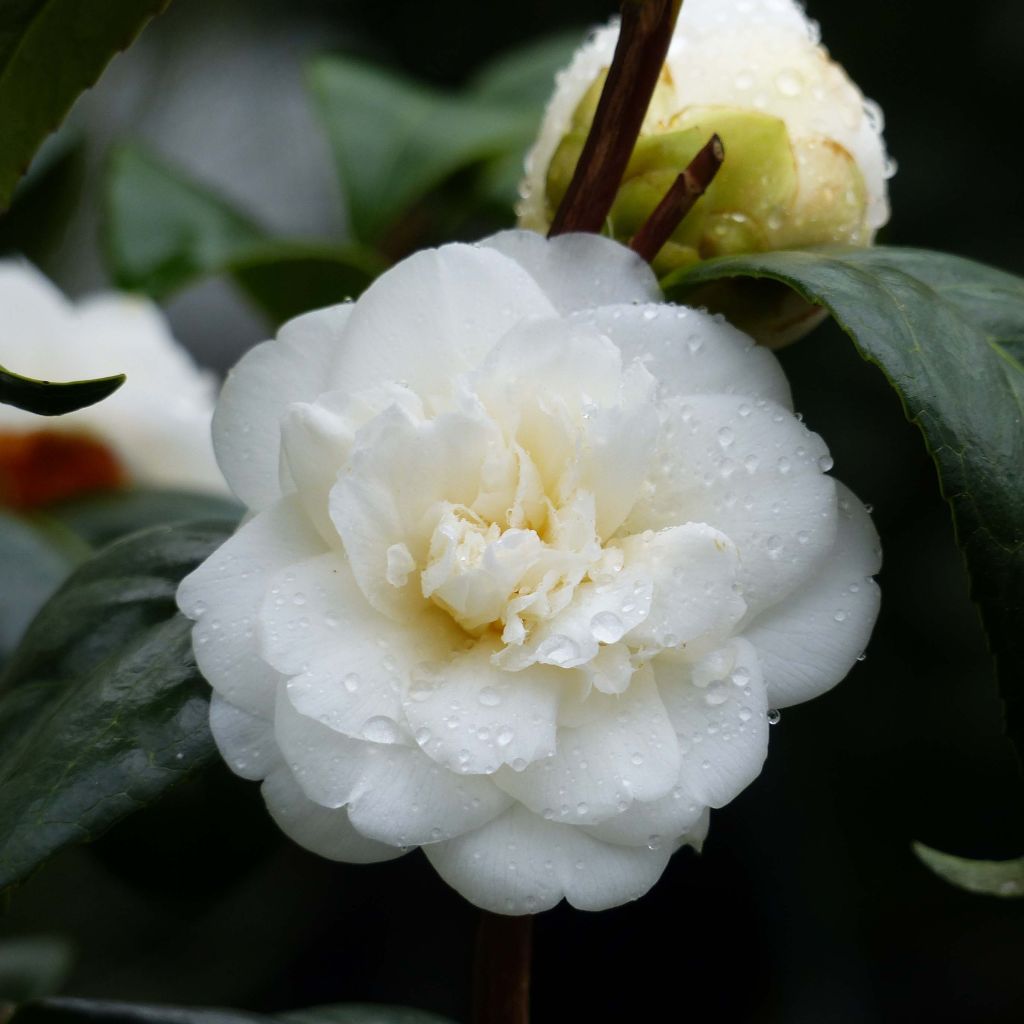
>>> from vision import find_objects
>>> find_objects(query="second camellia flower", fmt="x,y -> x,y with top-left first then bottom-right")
178,230 -> 880,913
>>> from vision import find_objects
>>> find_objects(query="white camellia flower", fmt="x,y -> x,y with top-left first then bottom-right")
178,230 -> 880,914
0,261 -> 225,504
520,0 -> 893,269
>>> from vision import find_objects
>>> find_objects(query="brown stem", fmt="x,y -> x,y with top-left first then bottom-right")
547,0 -> 683,237
472,911 -> 534,1024
628,133 -> 724,263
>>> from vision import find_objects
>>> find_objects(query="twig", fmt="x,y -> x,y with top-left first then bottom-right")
628,133 -> 724,263
548,0 -> 683,236
472,911 -> 534,1024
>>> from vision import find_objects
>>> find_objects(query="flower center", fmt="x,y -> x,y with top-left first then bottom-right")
417,490 -> 611,646
0,429 -> 126,510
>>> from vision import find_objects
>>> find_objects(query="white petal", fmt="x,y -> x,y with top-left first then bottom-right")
261,765 -> 404,864
654,639 -> 769,807
583,781 -> 706,848
273,684 -> 374,807
212,304 -> 353,510
177,496 -> 325,715
743,482 -> 881,708
478,230 -> 661,313
331,404 -> 500,620
425,803 -> 672,914
620,523 -> 746,654
569,302 -> 792,408
403,640 -> 563,775
347,745 -> 512,847
208,694 -> 279,781
260,551 -> 463,740
331,244 -> 556,406
273,687 -> 510,845
623,394 -> 837,617
496,665 -> 680,824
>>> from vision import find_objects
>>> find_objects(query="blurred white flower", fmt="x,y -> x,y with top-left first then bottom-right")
520,0 -> 893,269
0,261 -> 225,507
178,230 -> 880,913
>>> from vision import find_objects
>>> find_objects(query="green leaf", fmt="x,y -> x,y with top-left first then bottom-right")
8,1002 -> 457,1024
0,0 -> 170,209
468,30 -> 583,109
914,842 -> 1024,898
0,512 -> 82,661
0,520 -> 232,893
0,936 -> 73,1002
663,246 -> 1024,751
104,144 -> 381,323
43,488 -> 242,549
308,55 -> 537,243
0,364 -> 124,416
8,1001 -> 267,1024
282,1007 -> 457,1024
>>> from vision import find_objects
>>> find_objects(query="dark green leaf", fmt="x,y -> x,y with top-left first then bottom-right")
0,0 -> 169,209
44,488 -> 242,549
229,241 -> 384,324
9,1000 -> 267,1024
308,56 -> 536,243
104,143 -> 263,298
663,246 -> 1024,751
0,937 -> 73,1002
468,30 -> 583,109
0,513 -> 83,660
0,520 -> 231,892
8,1001 -> 458,1024
0,365 -> 124,416
103,144 -> 380,323
282,1007 -> 457,1024
914,842 -> 1024,898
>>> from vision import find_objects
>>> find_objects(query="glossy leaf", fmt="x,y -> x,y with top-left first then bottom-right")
0,0 -> 169,208
664,246 -> 1024,752
308,55 -> 536,243
282,1007 -> 457,1024
0,512 -> 83,660
9,1001 -> 457,1024
914,842 -> 1024,898
0,520 -> 232,892
0,364 -> 124,416
104,145 -> 380,322
44,487 -> 242,549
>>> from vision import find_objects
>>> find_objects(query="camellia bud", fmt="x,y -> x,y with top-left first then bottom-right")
520,0 -> 893,342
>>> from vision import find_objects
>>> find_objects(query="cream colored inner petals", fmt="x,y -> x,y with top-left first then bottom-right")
283,321 -> 745,693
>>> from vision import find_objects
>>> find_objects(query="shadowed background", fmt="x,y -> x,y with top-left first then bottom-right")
2,0 -> 1023,1021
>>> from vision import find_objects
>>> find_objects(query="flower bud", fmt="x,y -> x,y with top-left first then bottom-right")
520,0 -> 893,341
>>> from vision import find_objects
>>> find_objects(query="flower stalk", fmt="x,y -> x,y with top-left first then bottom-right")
628,133 -> 724,263
473,911 -> 534,1024
547,0 -> 682,237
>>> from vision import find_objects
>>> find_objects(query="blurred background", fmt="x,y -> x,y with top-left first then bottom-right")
2,0 -> 1024,1021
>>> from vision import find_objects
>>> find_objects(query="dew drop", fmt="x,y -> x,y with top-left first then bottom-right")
767,709 -> 781,725
497,727 -> 515,747
362,716 -> 401,743
590,611 -> 625,644
478,686 -> 502,707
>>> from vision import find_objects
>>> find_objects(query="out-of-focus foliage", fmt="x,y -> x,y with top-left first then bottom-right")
8,998 -> 457,1023
104,145 -> 383,325
0,936 -> 73,1003
914,842 -> 1024,898
0,0 -> 170,208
